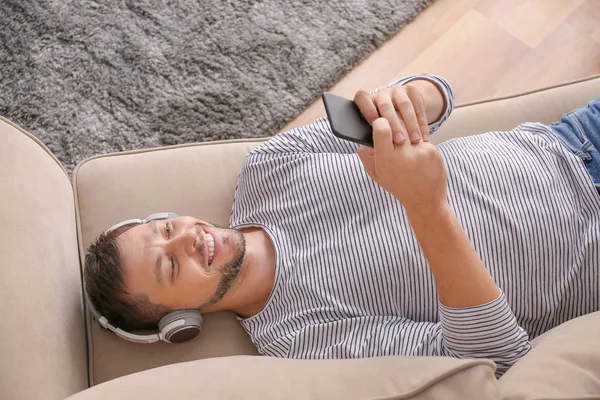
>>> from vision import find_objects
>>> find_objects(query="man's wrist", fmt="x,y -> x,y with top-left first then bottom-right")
405,79 -> 446,125
405,200 -> 453,230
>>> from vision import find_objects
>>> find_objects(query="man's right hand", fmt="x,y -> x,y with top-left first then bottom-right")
357,117 -> 448,217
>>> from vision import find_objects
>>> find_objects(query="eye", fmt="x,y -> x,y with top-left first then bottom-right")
165,222 -> 176,281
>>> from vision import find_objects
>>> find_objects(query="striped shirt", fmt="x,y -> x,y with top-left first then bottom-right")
229,74 -> 600,377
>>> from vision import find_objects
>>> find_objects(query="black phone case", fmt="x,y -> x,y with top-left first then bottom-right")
322,92 -> 374,147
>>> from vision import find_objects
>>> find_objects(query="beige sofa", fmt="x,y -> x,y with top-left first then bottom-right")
2,75 -> 600,400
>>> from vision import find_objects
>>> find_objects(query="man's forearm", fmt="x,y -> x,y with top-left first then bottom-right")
405,79 -> 446,126
407,204 -> 501,308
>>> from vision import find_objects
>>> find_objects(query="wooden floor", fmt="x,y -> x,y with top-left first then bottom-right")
282,0 -> 600,132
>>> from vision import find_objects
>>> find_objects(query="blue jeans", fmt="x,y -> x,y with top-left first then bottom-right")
548,95 -> 600,190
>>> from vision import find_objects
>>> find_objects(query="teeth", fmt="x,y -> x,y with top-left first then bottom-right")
206,233 -> 215,265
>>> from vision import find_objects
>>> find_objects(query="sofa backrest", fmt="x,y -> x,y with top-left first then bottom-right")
433,73 -> 600,144
0,117 -> 88,399
73,73 -> 600,386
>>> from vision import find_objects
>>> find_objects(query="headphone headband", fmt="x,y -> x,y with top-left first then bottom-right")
84,289 -> 162,344
104,212 -> 176,234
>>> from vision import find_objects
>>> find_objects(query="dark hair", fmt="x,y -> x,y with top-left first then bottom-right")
84,224 -> 171,331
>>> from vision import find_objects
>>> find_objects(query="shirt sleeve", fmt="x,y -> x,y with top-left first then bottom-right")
284,291 -> 531,378
437,291 -> 532,378
250,73 -> 456,156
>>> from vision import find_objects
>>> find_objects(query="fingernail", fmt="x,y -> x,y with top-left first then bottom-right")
411,131 -> 420,141
394,132 -> 405,142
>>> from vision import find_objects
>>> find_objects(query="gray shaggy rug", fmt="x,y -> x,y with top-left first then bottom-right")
0,0 -> 432,173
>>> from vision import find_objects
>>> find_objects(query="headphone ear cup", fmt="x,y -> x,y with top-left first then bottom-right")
158,310 -> 202,343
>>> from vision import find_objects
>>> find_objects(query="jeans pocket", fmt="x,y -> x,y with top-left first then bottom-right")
551,112 -> 593,161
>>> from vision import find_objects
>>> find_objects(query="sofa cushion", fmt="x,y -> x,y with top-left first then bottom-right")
498,311 -> 600,399
66,355 -> 498,400
74,139 -> 265,384
0,116 -> 88,399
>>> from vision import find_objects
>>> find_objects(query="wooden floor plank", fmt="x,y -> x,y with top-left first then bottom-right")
399,10 -> 530,103
476,0 -> 585,48
493,21 -> 600,98
566,0 -> 600,45
415,0 -> 482,37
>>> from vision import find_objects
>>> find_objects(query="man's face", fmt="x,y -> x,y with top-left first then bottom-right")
117,216 -> 246,311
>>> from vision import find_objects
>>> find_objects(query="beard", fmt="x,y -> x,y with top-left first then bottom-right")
202,225 -> 246,308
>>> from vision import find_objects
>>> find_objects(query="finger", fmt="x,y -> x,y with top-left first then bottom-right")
373,91 -> 407,144
357,146 -> 376,179
393,117 -> 408,145
353,89 -> 379,125
392,89 -> 421,144
372,118 -> 394,158
406,85 -> 431,141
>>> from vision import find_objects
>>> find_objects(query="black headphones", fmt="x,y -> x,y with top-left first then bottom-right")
85,212 -> 203,344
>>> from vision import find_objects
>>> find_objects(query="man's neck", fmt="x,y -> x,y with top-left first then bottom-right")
224,227 -> 276,318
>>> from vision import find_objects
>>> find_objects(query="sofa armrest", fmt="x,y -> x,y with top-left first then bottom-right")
0,116 -> 88,399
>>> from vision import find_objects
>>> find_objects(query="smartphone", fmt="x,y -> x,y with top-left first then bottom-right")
322,92 -> 374,147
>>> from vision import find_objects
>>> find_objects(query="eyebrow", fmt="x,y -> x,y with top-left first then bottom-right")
151,221 -> 164,284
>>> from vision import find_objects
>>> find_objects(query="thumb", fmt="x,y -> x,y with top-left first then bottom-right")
357,146 -> 377,180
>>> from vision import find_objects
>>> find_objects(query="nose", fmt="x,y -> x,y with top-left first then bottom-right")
168,229 -> 198,256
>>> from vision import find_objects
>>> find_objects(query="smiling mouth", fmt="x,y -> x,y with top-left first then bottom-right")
197,225 -> 215,267
206,232 -> 215,265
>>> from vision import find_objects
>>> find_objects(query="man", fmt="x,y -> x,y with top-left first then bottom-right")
85,74 -> 600,377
